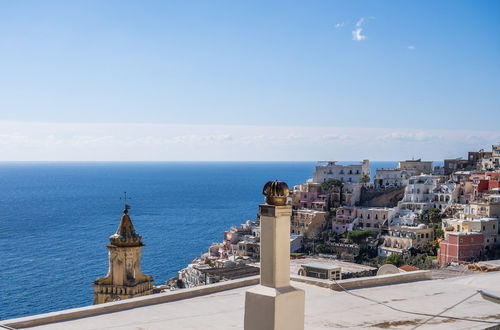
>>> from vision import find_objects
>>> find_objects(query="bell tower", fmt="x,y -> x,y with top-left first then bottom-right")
93,203 -> 154,304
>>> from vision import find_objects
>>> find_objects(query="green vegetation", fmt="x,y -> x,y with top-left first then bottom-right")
434,227 -> 444,240
420,208 -> 442,225
385,254 -> 403,266
315,244 -> 333,254
346,230 -> 376,244
321,179 -> 343,192
354,247 -> 378,264
360,174 -> 370,184
385,250 -> 435,269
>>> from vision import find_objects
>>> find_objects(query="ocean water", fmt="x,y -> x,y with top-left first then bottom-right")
0,161 -> 398,320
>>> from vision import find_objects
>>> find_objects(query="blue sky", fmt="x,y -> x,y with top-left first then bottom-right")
0,1 -> 499,160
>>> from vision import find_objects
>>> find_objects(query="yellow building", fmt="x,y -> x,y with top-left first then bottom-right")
462,196 -> 500,219
442,217 -> 499,248
93,206 -> 154,304
290,209 -> 327,238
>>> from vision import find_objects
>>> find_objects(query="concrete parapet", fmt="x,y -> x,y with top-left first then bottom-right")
3,276 -> 260,329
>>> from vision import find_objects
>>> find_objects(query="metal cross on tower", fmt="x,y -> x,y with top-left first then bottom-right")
120,191 -> 132,213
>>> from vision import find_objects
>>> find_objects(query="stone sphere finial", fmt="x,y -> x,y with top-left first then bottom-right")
262,180 -> 289,206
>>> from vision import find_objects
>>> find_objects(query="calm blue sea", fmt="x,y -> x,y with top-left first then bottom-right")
0,161 -> 399,320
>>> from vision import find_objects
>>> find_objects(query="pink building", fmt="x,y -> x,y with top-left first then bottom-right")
292,183 -> 326,211
331,206 -> 357,234
438,232 -> 484,266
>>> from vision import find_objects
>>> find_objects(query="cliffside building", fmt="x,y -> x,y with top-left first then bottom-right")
442,217 -> 498,248
291,209 -> 327,238
397,159 -> 433,175
311,160 -> 370,184
481,144 -> 500,171
438,232 -> 484,265
373,168 -> 410,188
378,224 -> 434,256
397,174 -> 441,214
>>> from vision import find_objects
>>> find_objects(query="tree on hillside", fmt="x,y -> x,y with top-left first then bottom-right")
420,208 -> 442,225
321,179 -> 343,192
385,254 -> 402,266
346,230 -> 376,244
360,174 -> 370,184
434,227 -> 444,240
321,179 -> 345,208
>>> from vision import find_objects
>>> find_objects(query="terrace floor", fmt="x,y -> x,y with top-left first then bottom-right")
22,271 -> 500,330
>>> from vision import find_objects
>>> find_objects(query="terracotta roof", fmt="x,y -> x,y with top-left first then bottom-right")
399,265 -> 419,272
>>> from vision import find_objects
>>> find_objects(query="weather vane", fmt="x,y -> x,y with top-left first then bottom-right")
120,191 -> 132,213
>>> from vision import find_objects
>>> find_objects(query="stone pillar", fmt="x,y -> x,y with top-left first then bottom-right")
244,181 -> 305,330
259,204 -> 292,288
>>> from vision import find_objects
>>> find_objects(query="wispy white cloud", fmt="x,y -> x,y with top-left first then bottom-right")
407,45 -> 416,50
352,18 -> 367,41
377,131 -> 443,143
335,22 -> 345,29
352,17 -> 376,42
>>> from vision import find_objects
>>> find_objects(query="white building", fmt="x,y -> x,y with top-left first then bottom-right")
481,144 -> 500,171
378,224 -> 434,257
431,181 -> 459,211
373,168 -> 410,188
331,206 -> 395,234
311,160 -> 370,184
390,209 -> 418,226
397,174 -> 441,214
355,207 -> 396,231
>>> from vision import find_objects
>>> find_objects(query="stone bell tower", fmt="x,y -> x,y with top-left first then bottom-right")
244,180 -> 305,330
93,204 -> 154,304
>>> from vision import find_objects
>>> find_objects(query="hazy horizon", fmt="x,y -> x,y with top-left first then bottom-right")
1,121 -> 498,161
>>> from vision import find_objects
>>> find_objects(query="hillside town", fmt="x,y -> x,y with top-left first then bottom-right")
178,144 -> 500,288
